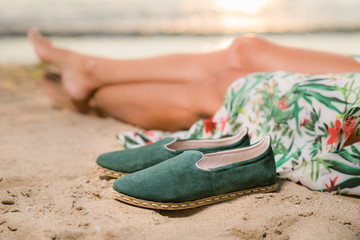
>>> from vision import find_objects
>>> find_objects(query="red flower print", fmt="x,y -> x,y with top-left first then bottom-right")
248,131 -> 253,139
219,116 -> 230,131
327,119 -> 341,145
144,130 -> 155,137
300,118 -> 310,128
277,97 -> 288,110
325,176 -> 339,193
204,117 -> 217,135
343,117 -> 356,139
146,141 -> 153,145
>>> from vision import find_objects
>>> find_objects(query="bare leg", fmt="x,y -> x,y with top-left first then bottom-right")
229,35 -> 360,74
28,28 -> 237,103
28,28 -> 250,130
28,29 -> 360,130
95,82 -> 210,131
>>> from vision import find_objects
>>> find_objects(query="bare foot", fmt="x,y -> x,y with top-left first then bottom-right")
28,28 -> 100,110
39,71 -> 85,112
40,70 -> 106,116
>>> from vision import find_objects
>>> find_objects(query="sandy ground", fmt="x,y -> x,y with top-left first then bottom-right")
0,65 -> 359,240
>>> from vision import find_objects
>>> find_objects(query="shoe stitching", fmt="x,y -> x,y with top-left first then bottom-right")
114,185 -> 277,208
113,184 -> 277,210
96,164 -> 127,177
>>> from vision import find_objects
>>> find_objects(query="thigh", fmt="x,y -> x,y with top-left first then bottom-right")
231,36 -> 360,74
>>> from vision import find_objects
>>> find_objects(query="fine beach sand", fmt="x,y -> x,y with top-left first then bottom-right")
0,65 -> 359,240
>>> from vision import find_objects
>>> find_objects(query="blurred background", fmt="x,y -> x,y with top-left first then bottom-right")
1,0 -> 360,64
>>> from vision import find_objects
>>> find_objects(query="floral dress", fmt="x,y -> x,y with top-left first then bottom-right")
118,57 -> 360,196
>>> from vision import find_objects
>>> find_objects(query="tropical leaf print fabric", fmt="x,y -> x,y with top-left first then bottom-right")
118,58 -> 360,196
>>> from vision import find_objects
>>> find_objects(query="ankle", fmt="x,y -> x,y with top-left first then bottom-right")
83,56 -> 107,86
226,35 -> 265,69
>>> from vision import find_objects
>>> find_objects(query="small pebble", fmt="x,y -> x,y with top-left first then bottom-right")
298,212 -> 313,217
1,200 -> 15,205
7,225 -> 18,231
92,193 -> 101,199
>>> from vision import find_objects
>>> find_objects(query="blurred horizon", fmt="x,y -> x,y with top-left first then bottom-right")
1,0 -> 360,36
1,0 -> 360,64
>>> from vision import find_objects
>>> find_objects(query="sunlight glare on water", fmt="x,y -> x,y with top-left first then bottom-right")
211,0 -> 272,33
213,0 -> 269,15
1,0 -> 360,34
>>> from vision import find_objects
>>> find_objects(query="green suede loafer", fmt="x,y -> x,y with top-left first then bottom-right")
96,128 -> 250,178
113,136 -> 277,210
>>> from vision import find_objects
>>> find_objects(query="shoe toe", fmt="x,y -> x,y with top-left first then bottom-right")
96,151 -> 121,171
113,172 -> 147,199
112,151 -> 213,203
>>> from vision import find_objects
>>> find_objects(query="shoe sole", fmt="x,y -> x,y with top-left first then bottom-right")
95,163 -> 128,178
113,183 -> 278,210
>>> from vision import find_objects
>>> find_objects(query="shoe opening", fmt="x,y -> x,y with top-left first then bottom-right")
166,128 -> 247,151
196,136 -> 271,170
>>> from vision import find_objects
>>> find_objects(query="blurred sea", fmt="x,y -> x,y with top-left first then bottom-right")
2,0 -> 360,35
1,0 -> 360,64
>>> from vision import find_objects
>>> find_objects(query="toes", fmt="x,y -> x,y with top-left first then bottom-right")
28,28 -> 53,62
34,30 -> 52,46
27,28 -> 37,43
28,28 -> 69,66
28,28 -> 46,45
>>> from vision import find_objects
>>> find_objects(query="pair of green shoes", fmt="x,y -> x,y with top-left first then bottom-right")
96,128 -> 277,210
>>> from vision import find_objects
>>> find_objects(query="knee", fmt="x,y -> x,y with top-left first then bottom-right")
230,35 -> 266,50
226,35 -> 267,65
